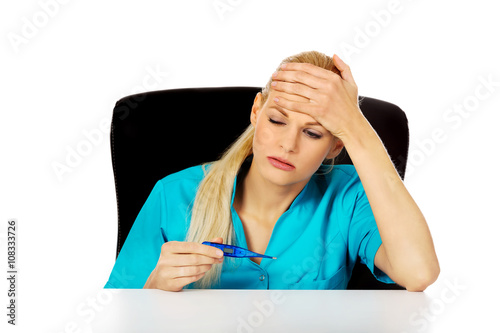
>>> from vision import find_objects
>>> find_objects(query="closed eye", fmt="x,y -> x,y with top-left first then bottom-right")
305,131 -> 322,139
268,117 -> 284,125
268,117 -> 323,139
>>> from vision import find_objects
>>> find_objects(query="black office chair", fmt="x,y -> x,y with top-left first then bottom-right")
110,87 -> 409,290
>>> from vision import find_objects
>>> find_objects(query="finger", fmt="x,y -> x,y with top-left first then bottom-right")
164,241 -> 224,259
332,54 -> 356,85
158,261 -> 214,282
273,67 -> 323,90
164,253 -> 224,267
210,237 -> 223,244
165,271 -> 207,292
279,62 -> 333,81
273,95 -> 319,117
173,272 -> 207,289
173,264 -> 214,279
271,81 -> 319,101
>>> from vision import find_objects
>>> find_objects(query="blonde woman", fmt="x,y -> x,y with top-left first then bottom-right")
104,51 -> 439,292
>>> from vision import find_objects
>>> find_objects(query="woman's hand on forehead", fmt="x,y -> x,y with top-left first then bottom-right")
270,55 -> 362,140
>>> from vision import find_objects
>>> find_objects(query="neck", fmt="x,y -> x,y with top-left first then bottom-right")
233,160 -> 308,226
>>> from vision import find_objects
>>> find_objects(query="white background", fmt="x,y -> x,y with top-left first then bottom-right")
1,0 -> 499,332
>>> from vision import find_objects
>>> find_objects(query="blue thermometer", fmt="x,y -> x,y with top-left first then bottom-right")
202,242 -> 277,259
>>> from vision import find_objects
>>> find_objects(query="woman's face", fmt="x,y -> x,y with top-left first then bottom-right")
250,89 -> 343,188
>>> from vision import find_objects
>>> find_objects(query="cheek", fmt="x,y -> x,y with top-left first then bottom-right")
303,142 -> 332,164
253,123 -> 275,151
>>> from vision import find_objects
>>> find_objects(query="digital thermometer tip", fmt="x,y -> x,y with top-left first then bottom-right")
202,241 -> 277,259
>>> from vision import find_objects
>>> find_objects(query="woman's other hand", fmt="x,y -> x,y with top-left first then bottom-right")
143,237 -> 224,292
270,54 -> 362,141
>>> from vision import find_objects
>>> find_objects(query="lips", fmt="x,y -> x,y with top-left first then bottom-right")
267,156 -> 296,171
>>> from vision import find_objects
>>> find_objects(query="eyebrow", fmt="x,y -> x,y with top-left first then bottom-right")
269,106 -> 322,126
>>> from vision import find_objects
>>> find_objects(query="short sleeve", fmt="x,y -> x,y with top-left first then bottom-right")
104,181 -> 167,288
347,182 -> 395,284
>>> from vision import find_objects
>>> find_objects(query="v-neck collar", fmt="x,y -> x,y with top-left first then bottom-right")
229,156 -> 314,269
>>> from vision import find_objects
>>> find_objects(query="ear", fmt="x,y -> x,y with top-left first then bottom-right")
326,138 -> 345,159
250,92 -> 263,127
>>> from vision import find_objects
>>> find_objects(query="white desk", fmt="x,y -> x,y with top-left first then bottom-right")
89,289 -> 432,332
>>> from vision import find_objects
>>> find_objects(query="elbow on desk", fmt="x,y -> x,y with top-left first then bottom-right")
403,264 -> 440,292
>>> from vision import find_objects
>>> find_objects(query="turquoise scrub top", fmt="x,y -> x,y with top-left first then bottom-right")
104,162 -> 394,290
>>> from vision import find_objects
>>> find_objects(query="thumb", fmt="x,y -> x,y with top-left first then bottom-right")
209,237 -> 224,244
332,54 -> 356,86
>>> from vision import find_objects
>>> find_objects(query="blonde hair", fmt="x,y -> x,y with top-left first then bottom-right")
184,50 -> 341,289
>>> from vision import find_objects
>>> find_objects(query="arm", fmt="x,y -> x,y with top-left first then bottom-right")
271,55 -> 439,291
105,178 -> 225,291
341,109 -> 439,291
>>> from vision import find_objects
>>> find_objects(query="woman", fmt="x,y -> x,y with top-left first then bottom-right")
104,51 -> 440,292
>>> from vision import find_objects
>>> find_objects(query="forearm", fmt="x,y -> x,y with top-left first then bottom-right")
340,110 -> 440,289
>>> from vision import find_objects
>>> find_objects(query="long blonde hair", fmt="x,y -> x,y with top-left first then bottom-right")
184,50 -> 341,289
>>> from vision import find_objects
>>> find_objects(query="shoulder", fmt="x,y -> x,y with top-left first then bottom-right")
159,164 -> 208,183
316,164 -> 361,189
329,164 -> 359,179
311,164 -> 365,204
155,163 -> 211,193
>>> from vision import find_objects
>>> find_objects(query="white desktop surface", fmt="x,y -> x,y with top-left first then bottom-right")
90,289 -> 431,333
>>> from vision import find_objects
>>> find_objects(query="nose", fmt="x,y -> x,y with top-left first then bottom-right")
280,129 -> 299,153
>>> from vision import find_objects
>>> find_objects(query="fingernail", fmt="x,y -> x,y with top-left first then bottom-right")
272,71 -> 278,78
217,250 -> 224,257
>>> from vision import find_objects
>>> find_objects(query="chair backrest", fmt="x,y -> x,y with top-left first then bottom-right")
110,86 -> 409,289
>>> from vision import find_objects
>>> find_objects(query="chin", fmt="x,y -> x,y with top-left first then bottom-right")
264,166 -> 310,188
